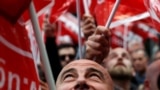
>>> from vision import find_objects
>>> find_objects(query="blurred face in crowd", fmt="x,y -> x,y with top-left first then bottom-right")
104,48 -> 133,80
128,41 -> 144,54
59,47 -> 76,67
56,59 -> 113,90
144,60 -> 160,90
131,49 -> 148,73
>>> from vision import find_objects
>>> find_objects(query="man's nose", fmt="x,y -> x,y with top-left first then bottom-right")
65,56 -> 70,61
117,55 -> 123,62
74,81 -> 89,89
74,76 -> 89,89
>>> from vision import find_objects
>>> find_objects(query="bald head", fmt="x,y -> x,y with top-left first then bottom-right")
56,59 -> 113,90
144,60 -> 160,90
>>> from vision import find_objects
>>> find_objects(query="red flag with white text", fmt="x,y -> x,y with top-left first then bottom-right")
0,16 -> 40,90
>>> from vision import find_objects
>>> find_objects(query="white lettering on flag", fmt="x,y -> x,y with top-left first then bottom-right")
0,36 -> 33,59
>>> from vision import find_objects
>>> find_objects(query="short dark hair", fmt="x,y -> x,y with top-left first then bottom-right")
132,49 -> 149,58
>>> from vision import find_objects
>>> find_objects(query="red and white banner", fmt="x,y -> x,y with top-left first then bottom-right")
144,0 -> 160,32
0,16 -> 40,90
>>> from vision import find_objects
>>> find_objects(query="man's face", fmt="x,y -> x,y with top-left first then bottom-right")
104,48 -> 132,79
56,60 -> 113,90
128,42 -> 144,54
131,50 -> 148,73
59,47 -> 75,67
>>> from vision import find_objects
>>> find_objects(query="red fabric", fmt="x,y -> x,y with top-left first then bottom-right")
116,0 -> 146,12
145,0 -> 160,19
49,0 -> 74,23
0,16 -> 40,89
110,22 -> 158,48
54,21 -> 79,45
68,0 -> 85,17
94,0 -> 110,25
22,0 -> 52,22
111,33 -> 123,48
144,0 -> 160,32
93,0 -> 147,26
131,21 -> 158,42
38,14 -> 46,30
0,0 -> 31,23
91,0 -> 159,47
151,19 -> 160,32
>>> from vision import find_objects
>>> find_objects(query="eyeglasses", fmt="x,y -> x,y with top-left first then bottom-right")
59,54 -> 75,61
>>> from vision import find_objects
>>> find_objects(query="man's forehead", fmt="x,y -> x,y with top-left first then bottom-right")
56,59 -> 113,88
59,60 -> 110,79
110,48 -> 128,54
64,60 -> 103,70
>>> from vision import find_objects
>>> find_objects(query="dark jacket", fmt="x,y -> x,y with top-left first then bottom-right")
45,37 -> 62,81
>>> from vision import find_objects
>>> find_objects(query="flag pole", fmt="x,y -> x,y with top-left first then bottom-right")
123,23 -> 129,49
93,0 -> 120,61
105,0 -> 120,28
76,0 -> 83,59
83,0 -> 90,15
29,2 -> 56,90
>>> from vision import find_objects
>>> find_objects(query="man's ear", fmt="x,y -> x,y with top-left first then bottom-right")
144,80 -> 150,90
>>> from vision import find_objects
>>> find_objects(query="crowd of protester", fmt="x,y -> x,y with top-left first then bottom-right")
37,13 -> 160,90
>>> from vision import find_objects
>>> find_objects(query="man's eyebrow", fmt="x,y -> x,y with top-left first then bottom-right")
109,52 -> 116,56
61,68 -> 76,77
86,68 -> 105,79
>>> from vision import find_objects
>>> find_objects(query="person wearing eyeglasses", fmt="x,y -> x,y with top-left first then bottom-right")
58,43 -> 76,67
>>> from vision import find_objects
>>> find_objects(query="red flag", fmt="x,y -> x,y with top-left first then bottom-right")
93,0 -> 147,25
0,0 -> 31,23
110,21 -> 159,48
49,0 -> 74,23
22,0 -> 53,22
111,34 -> 124,48
50,21 -> 79,45
90,0 -> 159,47
144,0 -> 160,32
0,16 -> 40,90
131,21 -> 158,42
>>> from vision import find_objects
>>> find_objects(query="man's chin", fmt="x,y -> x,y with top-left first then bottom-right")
109,68 -> 132,80
110,72 -> 132,80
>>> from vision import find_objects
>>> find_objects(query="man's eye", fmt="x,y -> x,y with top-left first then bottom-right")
109,54 -> 117,59
89,73 -> 101,80
63,74 -> 75,81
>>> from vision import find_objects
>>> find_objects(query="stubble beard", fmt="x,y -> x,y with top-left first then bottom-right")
108,66 -> 132,80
